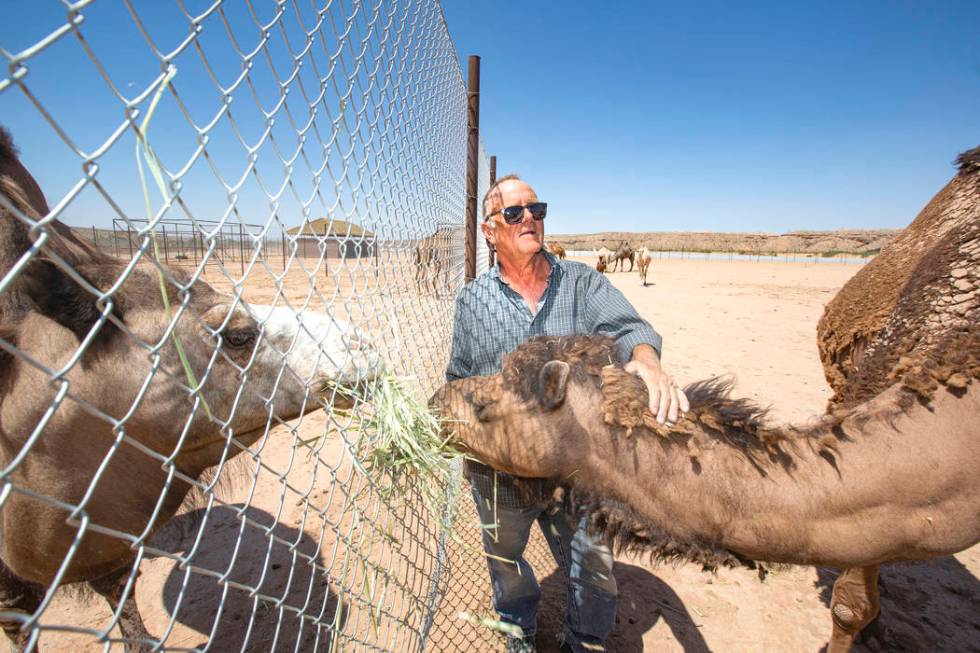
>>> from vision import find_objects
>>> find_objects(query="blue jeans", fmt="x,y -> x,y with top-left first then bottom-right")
469,472 -> 617,651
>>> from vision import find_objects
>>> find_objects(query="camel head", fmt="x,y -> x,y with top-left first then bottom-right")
432,336 -> 654,480
0,126 -> 381,584
0,234 -> 381,481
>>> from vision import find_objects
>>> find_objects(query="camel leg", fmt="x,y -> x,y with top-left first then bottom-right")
0,560 -> 43,653
828,565 -> 880,653
89,568 -> 154,653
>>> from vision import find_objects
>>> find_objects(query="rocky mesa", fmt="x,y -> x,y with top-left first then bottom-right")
552,229 -> 899,255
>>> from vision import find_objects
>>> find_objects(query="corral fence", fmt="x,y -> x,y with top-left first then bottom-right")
0,2 -> 528,651
566,249 -> 874,265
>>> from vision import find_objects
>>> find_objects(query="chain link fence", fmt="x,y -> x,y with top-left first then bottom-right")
0,2 -> 566,651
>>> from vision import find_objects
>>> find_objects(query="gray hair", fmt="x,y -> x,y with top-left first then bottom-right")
482,173 -> 523,229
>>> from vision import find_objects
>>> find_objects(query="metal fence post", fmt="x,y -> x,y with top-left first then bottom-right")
488,154 -> 496,269
465,55 -> 480,283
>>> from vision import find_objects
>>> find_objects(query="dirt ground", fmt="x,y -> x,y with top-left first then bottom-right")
32,253 -> 979,651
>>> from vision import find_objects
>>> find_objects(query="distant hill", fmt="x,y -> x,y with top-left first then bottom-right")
550,229 -> 900,255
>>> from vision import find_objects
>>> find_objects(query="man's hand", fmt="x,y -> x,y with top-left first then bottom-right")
624,344 -> 689,425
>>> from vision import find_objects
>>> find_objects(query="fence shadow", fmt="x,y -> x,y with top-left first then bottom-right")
535,562 -> 709,653
815,556 -> 980,652
151,505 -> 341,652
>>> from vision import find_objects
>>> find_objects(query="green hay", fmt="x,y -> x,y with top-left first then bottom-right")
304,373 -> 463,531
457,611 -> 524,638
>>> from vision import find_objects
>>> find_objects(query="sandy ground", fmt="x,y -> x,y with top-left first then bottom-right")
30,253 -> 979,652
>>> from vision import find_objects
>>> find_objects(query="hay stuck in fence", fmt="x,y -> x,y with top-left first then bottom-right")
341,373 -> 463,529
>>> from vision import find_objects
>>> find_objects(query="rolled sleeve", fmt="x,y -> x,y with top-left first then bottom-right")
585,271 -> 662,362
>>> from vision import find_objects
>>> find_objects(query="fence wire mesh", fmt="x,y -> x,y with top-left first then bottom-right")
0,2 -> 559,651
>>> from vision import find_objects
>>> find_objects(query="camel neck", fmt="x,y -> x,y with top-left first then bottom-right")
578,384 -> 980,568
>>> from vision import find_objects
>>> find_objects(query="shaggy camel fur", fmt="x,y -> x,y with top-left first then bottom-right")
609,241 -> 635,272
636,246 -> 652,286
433,187 -> 980,652
817,146 -> 980,403
812,147 -> 980,649
0,127 -> 379,651
546,242 -> 566,259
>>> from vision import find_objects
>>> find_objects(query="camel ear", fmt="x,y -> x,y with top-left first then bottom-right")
537,360 -> 570,411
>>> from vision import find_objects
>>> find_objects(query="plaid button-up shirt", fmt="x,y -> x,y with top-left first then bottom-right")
445,250 -> 662,504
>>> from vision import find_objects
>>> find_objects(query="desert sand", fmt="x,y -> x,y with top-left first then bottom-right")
32,253 -> 978,652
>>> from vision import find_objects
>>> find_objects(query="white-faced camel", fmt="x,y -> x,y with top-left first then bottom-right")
0,127 -> 380,651
433,147 -> 980,652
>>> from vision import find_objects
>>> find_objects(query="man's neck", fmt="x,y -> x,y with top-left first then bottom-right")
498,250 -> 549,286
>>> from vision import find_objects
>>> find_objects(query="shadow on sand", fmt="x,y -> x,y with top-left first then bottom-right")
534,562 -> 709,653
816,557 -> 980,652
151,505 -> 341,652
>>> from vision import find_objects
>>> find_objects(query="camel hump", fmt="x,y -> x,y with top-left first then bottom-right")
955,145 -> 980,175
818,145 -> 980,402
0,125 -> 17,165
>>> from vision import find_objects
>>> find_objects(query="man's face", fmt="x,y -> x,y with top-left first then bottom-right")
482,179 -> 544,263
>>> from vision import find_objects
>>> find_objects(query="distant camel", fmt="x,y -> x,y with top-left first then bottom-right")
595,246 -> 611,272
547,242 -> 566,259
414,226 -> 456,297
637,246 -> 653,286
0,126 -> 380,651
609,241 -> 635,272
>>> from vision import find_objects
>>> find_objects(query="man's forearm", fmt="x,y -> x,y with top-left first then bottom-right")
631,343 -> 662,368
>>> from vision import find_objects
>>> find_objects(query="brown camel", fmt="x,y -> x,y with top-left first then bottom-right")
812,146 -> 980,648
414,226 -> 457,296
609,241 -> 635,272
818,146 -> 980,404
0,127 -> 380,651
433,150 -> 980,653
547,242 -> 566,259
595,246 -> 611,273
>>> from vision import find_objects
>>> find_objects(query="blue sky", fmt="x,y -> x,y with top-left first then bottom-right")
2,2 -> 978,235
442,0 -> 980,233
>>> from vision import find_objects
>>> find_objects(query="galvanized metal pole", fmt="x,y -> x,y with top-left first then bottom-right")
488,154 -> 496,269
465,55 -> 480,282
162,224 -> 169,263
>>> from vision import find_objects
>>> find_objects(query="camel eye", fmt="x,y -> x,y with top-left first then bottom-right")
222,329 -> 254,349
474,401 -> 496,422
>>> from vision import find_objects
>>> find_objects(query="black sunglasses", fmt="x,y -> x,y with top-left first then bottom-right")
488,202 -> 548,224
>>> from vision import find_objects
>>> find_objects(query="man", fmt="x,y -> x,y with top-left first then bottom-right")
446,175 -> 687,653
